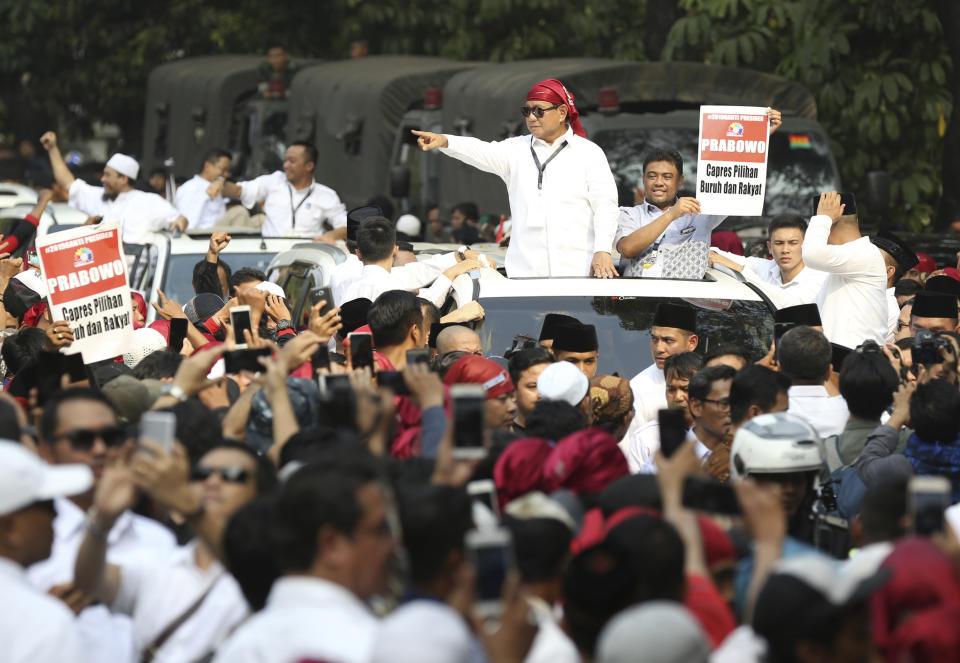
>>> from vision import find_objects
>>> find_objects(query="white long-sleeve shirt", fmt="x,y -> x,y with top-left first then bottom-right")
0,557 -> 81,663
885,286 -> 899,343
236,171 -> 347,237
213,576 -> 379,663
339,253 -> 461,307
68,180 -> 180,244
439,127 -> 619,277
801,215 -> 887,348
174,175 -> 227,230
629,363 -> 666,427
712,250 -> 828,309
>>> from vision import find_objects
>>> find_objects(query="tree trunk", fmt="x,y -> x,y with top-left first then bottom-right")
934,0 -> 960,231
643,0 -> 683,61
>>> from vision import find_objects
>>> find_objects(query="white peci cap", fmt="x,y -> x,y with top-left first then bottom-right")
105,153 -> 140,180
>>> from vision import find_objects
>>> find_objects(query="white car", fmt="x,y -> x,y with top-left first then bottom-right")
129,228 -> 346,323
448,266 -> 775,377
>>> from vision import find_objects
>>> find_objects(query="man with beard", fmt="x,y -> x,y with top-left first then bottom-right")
40,132 -> 188,244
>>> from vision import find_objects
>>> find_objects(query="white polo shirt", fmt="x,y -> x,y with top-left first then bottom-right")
213,576 -> 379,663
236,171 -> 347,237
68,180 -> 181,244
174,175 -> 227,230
787,384 -> 850,439
0,557 -> 82,663
27,498 -> 177,663
111,541 -> 248,663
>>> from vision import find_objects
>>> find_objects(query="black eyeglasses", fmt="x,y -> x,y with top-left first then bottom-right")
520,103 -> 562,118
190,466 -> 251,483
51,426 -> 128,450
700,398 -> 731,410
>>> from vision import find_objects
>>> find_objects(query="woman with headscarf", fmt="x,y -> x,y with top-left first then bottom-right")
412,78 -> 620,279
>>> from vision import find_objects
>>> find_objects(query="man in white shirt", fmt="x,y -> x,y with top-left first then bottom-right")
870,231 -> 919,343
174,148 -> 232,231
630,302 -> 699,426
709,214 -> 828,308
342,216 -> 484,308
74,441 -> 277,663
29,387 -> 177,663
0,440 -> 92,663
222,141 -> 347,240
412,78 -> 620,278
778,326 -> 849,438
802,192 -> 888,347
616,110 -> 780,279
330,205 -> 381,306
214,453 -> 399,663
621,351 -> 702,473
40,131 -> 188,244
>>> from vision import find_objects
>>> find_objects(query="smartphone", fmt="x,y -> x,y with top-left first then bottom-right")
466,527 -> 514,619
35,350 -> 86,402
452,384 -> 486,459
223,348 -> 271,374
230,305 -> 252,349
348,332 -> 374,371
310,286 -> 334,316
682,476 -> 742,515
909,476 -> 951,536
318,374 -> 356,429
139,411 -> 177,452
376,370 -> 410,395
311,345 -> 330,371
27,249 -> 39,267
467,479 -> 500,518
658,408 -> 688,458
169,317 -> 188,353
406,348 -> 430,366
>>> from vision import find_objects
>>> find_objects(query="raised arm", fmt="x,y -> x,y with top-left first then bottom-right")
801,192 -> 872,274
39,132 -> 76,191
413,130 -> 512,180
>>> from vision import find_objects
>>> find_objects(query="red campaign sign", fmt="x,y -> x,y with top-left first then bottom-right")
40,228 -> 127,306
699,112 -> 768,163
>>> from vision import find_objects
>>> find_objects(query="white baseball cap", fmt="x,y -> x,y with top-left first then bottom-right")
105,153 -> 140,180
0,441 -> 93,517
537,360 -> 589,407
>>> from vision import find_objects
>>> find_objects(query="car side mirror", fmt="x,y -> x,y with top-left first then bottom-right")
390,165 -> 410,198
865,171 -> 890,214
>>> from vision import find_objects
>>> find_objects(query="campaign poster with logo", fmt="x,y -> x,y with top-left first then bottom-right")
696,106 -> 769,216
36,222 -> 134,363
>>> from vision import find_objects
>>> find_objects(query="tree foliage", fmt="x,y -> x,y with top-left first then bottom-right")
663,0 -> 952,230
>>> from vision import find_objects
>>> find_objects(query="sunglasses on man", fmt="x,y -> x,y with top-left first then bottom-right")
50,426 -> 129,450
190,466 -> 251,483
520,103 -> 562,118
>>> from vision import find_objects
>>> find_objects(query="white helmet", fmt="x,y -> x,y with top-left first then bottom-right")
730,412 -> 823,481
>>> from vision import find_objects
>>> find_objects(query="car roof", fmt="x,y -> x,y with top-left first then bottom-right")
475,267 -> 765,303
0,183 -> 38,209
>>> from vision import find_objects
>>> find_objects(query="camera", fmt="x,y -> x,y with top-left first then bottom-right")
913,329 -> 950,366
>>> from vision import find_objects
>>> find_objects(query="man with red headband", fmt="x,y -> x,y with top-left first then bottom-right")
413,79 -> 619,279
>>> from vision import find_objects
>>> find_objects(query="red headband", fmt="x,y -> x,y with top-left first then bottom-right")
526,78 -> 586,138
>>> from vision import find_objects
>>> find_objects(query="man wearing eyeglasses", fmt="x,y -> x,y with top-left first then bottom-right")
73,440 -> 276,663
687,364 -> 736,463
28,387 -> 177,663
412,78 -> 620,279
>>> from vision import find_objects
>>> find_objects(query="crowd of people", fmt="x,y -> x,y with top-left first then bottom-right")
3,75 -> 960,663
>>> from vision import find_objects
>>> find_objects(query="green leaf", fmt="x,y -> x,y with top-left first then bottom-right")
881,76 -> 898,103
883,114 -> 899,140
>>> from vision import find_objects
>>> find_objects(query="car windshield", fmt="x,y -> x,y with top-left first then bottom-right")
161,252 -> 277,304
594,127 -> 839,216
475,295 -> 773,377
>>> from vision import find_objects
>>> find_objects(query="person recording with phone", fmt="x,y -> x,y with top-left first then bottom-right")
28,388 -> 177,663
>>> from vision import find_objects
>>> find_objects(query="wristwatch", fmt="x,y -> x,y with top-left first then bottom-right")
161,383 -> 189,402
277,319 -> 293,331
